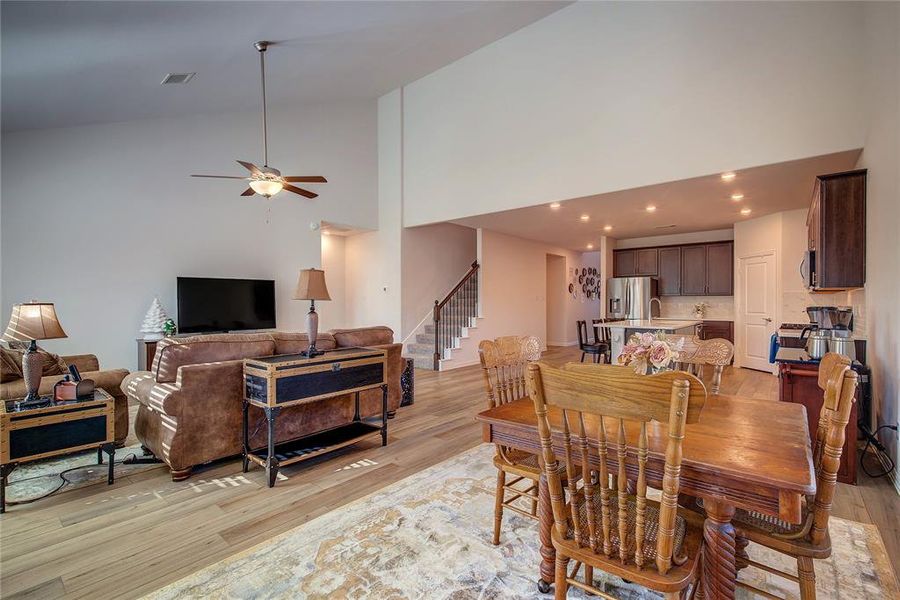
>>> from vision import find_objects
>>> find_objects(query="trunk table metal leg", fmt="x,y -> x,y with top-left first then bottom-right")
381,384 -> 388,446
102,443 -> 116,484
241,398 -> 250,474
0,463 -> 17,514
264,407 -> 281,488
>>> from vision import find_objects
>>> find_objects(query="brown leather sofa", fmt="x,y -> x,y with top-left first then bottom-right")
122,326 -> 402,480
1,353 -> 130,445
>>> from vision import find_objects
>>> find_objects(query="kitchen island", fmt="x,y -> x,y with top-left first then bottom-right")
599,319 -> 701,363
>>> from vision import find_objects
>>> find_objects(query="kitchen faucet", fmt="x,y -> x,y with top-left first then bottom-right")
648,297 -> 662,321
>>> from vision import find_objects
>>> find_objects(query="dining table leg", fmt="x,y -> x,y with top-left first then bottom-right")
537,473 -> 555,593
699,499 -> 738,600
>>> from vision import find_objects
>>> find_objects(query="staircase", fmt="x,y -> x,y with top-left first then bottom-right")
404,261 -> 480,371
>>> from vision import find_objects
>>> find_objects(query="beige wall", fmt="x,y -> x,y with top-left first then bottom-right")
319,234 -> 346,332
857,2 -> 899,487
614,229 -> 734,250
401,2 -> 866,226
444,229 -> 601,368
545,254 -> 567,346
400,223 -> 477,340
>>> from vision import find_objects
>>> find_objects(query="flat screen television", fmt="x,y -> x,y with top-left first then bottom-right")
177,277 -> 276,334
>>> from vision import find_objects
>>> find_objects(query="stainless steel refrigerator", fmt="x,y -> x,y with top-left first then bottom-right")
606,277 -> 659,320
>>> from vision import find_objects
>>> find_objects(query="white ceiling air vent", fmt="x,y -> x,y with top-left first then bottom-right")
654,224 -> 678,229
161,72 -> 195,85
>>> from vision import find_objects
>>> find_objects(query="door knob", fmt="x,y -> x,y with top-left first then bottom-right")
763,317 -> 773,323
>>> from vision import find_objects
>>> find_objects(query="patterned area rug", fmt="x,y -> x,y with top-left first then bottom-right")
5,444 -> 164,505
145,444 -> 898,600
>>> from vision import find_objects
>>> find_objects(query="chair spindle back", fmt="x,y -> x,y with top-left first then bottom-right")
526,362 -> 706,575
478,336 -> 542,409
808,356 -> 857,545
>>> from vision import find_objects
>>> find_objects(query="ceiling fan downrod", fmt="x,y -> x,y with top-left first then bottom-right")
255,40 -> 270,167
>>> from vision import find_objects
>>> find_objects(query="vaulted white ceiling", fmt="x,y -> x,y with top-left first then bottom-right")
0,1 -> 567,131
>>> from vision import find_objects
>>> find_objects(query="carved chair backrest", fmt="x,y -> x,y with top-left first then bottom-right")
576,320 -> 589,349
690,338 -> 734,366
811,353 -> 851,470
808,355 -> 857,546
478,336 -> 542,409
526,362 -> 706,575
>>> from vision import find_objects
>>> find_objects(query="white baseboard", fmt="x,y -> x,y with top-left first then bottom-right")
439,358 -> 481,371
547,340 -> 578,347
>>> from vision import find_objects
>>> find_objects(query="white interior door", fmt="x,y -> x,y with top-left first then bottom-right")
739,253 -> 776,372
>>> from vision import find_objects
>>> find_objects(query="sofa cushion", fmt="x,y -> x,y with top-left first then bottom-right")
152,333 -> 276,383
0,346 -> 67,381
270,332 -> 336,355
329,326 -> 394,347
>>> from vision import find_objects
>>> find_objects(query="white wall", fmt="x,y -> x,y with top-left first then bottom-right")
857,2 -> 900,488
545,254 -> 567,346
401,2 -> 866,226
344,91 -> 403,335
1,102 -> 377,370
400,223 -> 477,339
446,228 -> 600,368
319,233 -> 347,331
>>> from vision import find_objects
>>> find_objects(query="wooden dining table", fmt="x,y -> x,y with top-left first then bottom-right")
476,393 -> 816,600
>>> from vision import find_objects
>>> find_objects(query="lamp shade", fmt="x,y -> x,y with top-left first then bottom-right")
293,269 -> 331,301
2,302 -> 68,342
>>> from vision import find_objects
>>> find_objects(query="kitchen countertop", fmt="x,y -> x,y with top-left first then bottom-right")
603,319 -> 702,330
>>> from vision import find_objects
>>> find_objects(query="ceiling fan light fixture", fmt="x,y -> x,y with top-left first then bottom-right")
249,179 -> 283,197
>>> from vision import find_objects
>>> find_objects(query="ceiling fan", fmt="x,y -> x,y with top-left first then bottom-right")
192,41 -> 327,199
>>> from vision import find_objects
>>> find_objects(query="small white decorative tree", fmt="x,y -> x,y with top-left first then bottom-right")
140,298 -> 169,340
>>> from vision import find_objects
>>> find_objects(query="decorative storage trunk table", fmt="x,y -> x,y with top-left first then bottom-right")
0,388 -> 116,513
242,347 -> 388,487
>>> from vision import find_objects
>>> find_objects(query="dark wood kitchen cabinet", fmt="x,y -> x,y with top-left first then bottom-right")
807,169 -> 866,290
657,247 -> 682,295
778,362 -> 857,484
680,245 -> 708,295
614,241 -> 733,296
705,242 -> 734,295
614,250 -> 637,277
698,320 -> 734,343
635,248 -> 658,276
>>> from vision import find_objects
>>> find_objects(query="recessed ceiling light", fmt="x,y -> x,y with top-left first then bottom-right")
645,205 -> 656,213
549,202 -> 561,209
604,225 -> 613,231
740,207 -> 752,216
731,193 -> 744,201
586,243 -> 594,250
161,72 -> 196,85
721,172 -> 736,182
580,214 -> 590,222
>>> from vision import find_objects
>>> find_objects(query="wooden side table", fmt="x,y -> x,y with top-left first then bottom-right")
0,388 -> 116,513
242,347 -> 389,487
137,338 -> 159,371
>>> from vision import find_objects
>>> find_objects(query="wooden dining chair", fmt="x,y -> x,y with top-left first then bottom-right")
591,318 -> 612,364
478,335 -> 544,545
678,338 -> 734,394
526,361 -> 707,599
576,320 -> 604,363
727,352 -> 858,600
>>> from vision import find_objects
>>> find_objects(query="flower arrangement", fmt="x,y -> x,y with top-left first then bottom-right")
618,331 -> 685,375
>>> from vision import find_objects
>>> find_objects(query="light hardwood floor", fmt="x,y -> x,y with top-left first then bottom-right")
0,346 -> 897,599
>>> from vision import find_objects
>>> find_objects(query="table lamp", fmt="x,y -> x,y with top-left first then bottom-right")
2,302 -> 68,406
293,269 -> 331,357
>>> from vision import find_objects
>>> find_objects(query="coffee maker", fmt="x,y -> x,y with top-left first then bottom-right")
802,305 -> 855,360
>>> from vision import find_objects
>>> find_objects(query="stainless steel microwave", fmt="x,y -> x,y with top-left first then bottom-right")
800,250 -> 816,289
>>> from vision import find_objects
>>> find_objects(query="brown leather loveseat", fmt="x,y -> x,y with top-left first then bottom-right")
122,326 -> 402,480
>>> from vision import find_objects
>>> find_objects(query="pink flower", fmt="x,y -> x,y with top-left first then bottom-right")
649,341 -> 672,368
640,332 -> 655,346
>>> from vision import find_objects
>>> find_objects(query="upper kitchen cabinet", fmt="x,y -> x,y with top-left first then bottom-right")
614,249 -> 637,276
806,170 -> 866,290
657,247 -> 682,295
614,241 -> 733,296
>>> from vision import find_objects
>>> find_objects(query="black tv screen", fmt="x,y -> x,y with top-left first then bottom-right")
177,277 -> 276,334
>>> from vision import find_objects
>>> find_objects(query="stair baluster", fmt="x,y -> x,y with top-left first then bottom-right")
432,261 -> 480,370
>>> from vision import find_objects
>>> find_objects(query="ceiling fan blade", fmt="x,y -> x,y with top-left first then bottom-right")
240,188 -> 256,197
236,160 -> 262,175
282,176 -> 328,183
191,174 -> 247,179
283,184 -> 318,199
